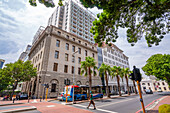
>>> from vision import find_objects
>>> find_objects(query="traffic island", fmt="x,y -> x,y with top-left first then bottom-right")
0,103 -> 25,106
0,106 -> 37,113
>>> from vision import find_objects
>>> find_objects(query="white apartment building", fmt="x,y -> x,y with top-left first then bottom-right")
48,0 -> 95,43
141,77 -> 170,92
98,42 -> 135,93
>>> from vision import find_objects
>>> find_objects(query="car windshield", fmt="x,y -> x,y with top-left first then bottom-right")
146,89 -> 150,92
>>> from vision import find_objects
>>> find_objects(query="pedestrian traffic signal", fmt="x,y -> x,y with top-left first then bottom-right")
129,73 -> 135,80
44,83 -> 49,88
133,66 -> 142,82
39,76 -> 41,83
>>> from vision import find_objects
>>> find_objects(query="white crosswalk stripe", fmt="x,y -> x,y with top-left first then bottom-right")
73,104 -> 118,113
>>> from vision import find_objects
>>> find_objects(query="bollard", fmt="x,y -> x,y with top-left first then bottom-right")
40,96 -> 42,102
13,98 -> 15,103
28,97 -> 30,103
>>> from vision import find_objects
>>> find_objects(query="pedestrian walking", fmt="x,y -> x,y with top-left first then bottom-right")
87,91 -> 96,110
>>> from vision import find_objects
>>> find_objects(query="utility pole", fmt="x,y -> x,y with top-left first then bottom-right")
129,66 -> 145,113
45,84 -> 49,101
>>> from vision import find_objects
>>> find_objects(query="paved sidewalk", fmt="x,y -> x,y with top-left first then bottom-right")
152,96 -> 170,110
0,101 -> 93,113
0,98 -> 57,106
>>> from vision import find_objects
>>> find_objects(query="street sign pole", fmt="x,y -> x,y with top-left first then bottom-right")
45,87 -> 48,101
66,85 -> 68,103
137,81 -> 145,113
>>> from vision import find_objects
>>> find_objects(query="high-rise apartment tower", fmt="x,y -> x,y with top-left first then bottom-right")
48,0 -> 96,43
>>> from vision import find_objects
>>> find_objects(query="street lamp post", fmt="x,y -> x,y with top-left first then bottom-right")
72,50 -> 78,104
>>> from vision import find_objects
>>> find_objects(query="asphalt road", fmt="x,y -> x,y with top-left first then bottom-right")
68,92 -> 170,113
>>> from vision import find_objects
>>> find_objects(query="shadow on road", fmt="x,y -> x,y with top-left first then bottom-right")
95,99 -> 112,102
158,93 -> 170,96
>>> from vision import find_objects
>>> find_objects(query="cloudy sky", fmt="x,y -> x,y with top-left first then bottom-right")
0,0 -> 170,77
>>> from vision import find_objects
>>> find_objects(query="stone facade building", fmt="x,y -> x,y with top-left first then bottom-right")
28,25 -> 102,98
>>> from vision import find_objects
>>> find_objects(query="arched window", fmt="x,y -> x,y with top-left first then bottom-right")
50,79 -> 59,92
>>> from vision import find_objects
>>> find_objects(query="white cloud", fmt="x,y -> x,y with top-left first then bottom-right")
0,0 -> 55,64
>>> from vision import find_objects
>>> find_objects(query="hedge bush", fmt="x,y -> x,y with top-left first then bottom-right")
159,104 -> 170,113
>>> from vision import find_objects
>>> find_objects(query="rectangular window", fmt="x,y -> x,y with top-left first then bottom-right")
73,38 -> 75,41
85,50 -> 87,56
65,53 -> 69,61
55,51 -> 59,59
72,66 -> 74,74
66,43 -> 69,50
78,57 -> 81,64
53,63 -> 58,71
72,55 -> 75,63
56,40 -> 60,47
51,83 -> 56,92
148,83 -> 150,86
162,82 -> 165,85
66,35 -> 69,39
72,45 -> 75,52
92,53 -> 95,58
78,48 -> 81,54
58,31 -> 61,35
164,87 -> 166,90
104,58 -> 107,62
78,67 -> 81,75
64,65 -> 68,73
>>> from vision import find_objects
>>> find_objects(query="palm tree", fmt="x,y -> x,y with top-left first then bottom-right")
98,63 -> 111,98
111,66 -> 122,96
122,68 -> 131,95
80,57 -> 97,96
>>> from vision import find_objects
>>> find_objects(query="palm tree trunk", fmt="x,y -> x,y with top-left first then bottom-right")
133,80 -> 137,94
88,67 -> 92,97
116,75 -> 121,96
125,75 -> 130,95
105,71 -> 110,98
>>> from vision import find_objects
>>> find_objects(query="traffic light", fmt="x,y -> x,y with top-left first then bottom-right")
133,66 -> 142,82
129,73 -> 135,80
44,83 -> 49,88
46,84 -> 49,88
39,76 -> 41,83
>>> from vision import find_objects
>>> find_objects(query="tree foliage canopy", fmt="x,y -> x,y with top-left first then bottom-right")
0,60 -> 37,91
142,54 -> 170,85
29,0 -> 170,47
80,56 -> 97,77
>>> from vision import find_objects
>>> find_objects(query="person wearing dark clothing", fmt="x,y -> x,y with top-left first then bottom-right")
87,91 -> 96,110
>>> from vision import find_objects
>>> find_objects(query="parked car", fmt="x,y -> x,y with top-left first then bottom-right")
120,91 -> 125,94
20,93 -> 28,100
110,90 -> 118,95
157,89 -> 163,92
58,92 -> 64,100
145,89 -> 153,94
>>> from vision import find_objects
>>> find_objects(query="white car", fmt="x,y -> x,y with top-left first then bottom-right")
120,91 -> 125,94
157,89 -> 163,92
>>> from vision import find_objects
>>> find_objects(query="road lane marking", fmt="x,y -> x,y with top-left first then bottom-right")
97,95 -> 151,108
73,104 -> 118,113
32,99 -> 38,103
46,105 -> 55,107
